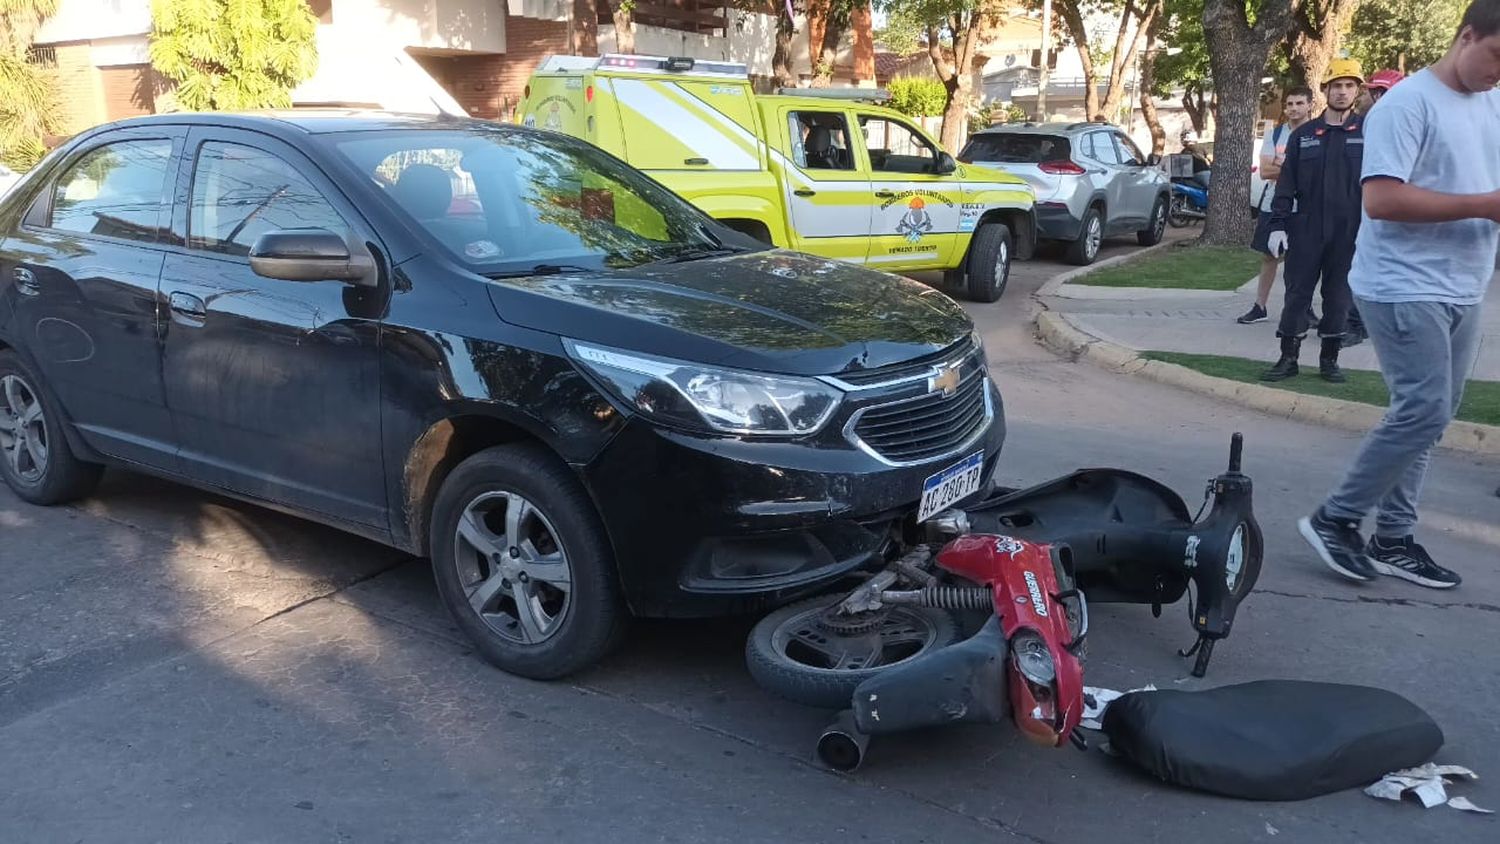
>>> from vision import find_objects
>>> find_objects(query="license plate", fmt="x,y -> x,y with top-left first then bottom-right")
918,452 -> 984,523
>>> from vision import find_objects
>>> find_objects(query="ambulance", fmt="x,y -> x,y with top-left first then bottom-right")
518,54 -> 1036,302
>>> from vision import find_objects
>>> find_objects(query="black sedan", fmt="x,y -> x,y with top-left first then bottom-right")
0,112 -> 1005,678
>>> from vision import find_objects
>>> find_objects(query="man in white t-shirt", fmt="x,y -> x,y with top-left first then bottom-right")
1299,0 -> 1500,589
1238,87 -> 1314,324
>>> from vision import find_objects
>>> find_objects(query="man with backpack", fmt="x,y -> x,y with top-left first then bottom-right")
1239,87 -> 1314,325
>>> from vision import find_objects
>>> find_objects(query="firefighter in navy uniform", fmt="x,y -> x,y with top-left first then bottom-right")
1261,59 -> 1368,383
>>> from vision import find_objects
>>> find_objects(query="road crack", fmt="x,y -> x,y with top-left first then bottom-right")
1256,588 -> 1500,614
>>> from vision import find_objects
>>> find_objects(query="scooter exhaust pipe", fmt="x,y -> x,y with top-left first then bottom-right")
817,711 -> 869,772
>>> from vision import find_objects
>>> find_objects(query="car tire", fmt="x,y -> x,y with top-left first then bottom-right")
429,443 -> 628,680
746,595 -> 962,709
1066,207 -> 1103,266
964,222 -> 1013,303
0,350 -> 103,505
1138,196 -> 1168,246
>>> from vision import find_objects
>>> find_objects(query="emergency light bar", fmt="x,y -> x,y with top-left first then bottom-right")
775,87 -> 893,103
536,54 -> 750,78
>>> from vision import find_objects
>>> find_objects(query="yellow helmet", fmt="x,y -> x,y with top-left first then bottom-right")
1324,58 -> 1365,86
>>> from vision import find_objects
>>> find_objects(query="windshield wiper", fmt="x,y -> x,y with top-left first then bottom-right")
648,246 -> 745,265
484,263 -> 598,279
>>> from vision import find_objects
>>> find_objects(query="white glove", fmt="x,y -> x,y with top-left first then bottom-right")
1268,230 -> 1289,258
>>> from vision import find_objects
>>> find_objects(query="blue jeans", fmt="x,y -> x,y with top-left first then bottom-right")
1323,298 -> 1484,537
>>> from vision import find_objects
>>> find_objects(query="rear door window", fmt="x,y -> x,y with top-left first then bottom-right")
789,111 -> 856,171
48,139 -> 174,243
1084,132 -> 1123,165
959,134 -> 1071,164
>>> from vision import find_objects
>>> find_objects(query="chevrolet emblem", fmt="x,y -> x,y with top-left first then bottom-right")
929,364 -> 962,396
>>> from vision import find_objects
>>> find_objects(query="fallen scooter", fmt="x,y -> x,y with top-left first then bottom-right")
745,434 -> 1262,771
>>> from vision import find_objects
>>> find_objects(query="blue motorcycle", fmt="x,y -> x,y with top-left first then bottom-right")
1168,178 -> 1208,227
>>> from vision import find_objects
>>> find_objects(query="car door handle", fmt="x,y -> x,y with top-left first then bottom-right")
168,291 -> 207,325
793,188 -> 816,197
684,157 -> 710,166
12,267 -> 39,295
874,190 -> 897,198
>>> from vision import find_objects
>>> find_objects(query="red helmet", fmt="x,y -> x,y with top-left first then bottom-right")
1368,69 -> 1404,91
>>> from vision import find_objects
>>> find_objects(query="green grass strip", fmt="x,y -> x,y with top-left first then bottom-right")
1141,351 -> 1500,426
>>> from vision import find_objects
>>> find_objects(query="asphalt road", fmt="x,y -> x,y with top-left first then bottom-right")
3,233 -> 1497,843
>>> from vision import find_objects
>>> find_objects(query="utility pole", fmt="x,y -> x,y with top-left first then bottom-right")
1037,0 -> 1052,121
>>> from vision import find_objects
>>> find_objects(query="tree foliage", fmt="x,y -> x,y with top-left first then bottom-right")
0,0 -> 61,169
888,76 -> 950,115
1345,0 -> 1462,73
149,0 -> 319,111
1150,0 -> 1214,130
876,0 -> 1003,150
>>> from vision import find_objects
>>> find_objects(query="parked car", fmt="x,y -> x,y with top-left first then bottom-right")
518,54 -> 1035,302
0,112 -> 1006,679
958,122 -> 1171,265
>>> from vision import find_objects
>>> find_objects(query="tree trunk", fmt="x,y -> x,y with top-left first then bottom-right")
1182,86 -> 1209,133
1288,0 -> 1360,110
611,2 -> 635,54
1057,1 -> 1101,120
816,19 -> 848,87
772,11 -> 796,88
572,0 -> 599,56
1201,0 -> 1298,246
1140,16 -> 1166,156
1100,0 -> 1162,121
928,14 -> 984,152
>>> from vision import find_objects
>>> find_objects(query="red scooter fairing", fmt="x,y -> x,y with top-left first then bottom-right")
935,535 -> 1084,747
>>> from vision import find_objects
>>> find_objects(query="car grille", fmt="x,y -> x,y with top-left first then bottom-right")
849,359 -> 990,464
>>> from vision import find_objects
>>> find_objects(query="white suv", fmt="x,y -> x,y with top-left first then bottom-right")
960,122 -> 1171,265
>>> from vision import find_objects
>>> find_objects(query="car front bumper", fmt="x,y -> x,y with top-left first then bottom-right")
578,382 -> 1007,617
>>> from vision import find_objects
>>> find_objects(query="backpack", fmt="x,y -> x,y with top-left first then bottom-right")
1255,124 -> 1288,210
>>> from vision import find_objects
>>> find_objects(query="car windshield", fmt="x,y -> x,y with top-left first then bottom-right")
960,133 -> 1071,164
333,128 -> 733,274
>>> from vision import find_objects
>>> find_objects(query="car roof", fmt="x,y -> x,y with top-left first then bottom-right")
970,122 -> 1117,138
81,109 -> 497,137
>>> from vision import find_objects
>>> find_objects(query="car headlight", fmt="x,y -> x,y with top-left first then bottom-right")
565,340 -> 842,436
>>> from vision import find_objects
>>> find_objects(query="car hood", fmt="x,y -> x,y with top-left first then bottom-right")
485,250 -> 972,376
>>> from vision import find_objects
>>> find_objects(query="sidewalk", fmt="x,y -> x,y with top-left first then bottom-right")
1042,268 -> 1500,380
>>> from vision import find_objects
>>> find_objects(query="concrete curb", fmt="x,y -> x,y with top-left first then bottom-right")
1034,309 -> 1500,457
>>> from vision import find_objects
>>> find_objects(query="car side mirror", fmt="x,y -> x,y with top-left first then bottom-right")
934,152 -> 958,175
249,228 -> 376,286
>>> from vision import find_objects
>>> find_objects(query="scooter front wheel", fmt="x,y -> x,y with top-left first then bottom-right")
746,596 -> 960,709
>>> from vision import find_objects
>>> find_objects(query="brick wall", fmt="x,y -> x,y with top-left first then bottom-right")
412,53 -> 508,120
412,14 -> 569,122
52,43 -> 104,135
498,13 -> 570,117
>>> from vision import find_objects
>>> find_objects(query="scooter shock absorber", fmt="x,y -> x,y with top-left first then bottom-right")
882,586 -> 993,611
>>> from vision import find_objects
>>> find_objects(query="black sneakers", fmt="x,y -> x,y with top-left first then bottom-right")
1298,507 -> 1376,581
1237,304 -> 1268,324
1368,536 -> 1461,589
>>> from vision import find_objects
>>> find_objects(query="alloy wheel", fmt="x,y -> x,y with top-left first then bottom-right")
0,374 -> 48,483
1086,215 -> 1102,260
453,490 -> 574,645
